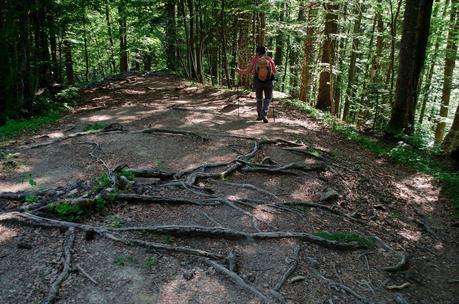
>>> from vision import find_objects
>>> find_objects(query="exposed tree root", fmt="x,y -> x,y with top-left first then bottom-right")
269,246 -> 301,303
206,259 -> 272,303
306,257 -> 374,304
42,227 -> 75,304
2,212 -> 222,260
76,264 -> 98,285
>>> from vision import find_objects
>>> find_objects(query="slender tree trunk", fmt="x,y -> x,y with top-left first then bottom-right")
316,2 -> 338,112
63,39 -> 74,85
299,3 -> 317,102
83,21 -> 89,82
343,4 -> 363,121
434,0 -> 458,144
274,1 -> 286,65
105,1 -> 116,73
220,0 -> 231,88
165,0 -> 177,71
118,3 -> 128,73
386,0 -> 434,136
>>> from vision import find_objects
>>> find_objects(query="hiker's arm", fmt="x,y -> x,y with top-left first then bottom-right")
236,63 -> 254,75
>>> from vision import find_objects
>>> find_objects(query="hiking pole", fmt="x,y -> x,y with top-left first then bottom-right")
272,97 -> 275,123
236,83 -> 240,119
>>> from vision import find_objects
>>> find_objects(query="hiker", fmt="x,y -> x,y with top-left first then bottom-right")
236,45 -> 276,123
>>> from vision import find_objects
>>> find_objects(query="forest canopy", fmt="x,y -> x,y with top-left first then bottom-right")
0,0 -> 458,155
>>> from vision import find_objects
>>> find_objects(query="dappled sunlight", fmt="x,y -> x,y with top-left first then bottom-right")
290,179 -> 324,200
92,95 -> 111,101
398,227 -> 422,241
253,207 -> 275,222
122,89 -> 146,95
0,223 -> 17,244
160,273 -> 229,303
46,131 -> 65,138
392,173 -> 440,212
81,114 -> 113,122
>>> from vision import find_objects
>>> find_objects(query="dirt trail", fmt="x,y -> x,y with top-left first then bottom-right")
0,73 -> 457,304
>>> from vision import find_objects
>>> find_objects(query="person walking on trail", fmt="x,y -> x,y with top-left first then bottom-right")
236,45 -> 276,123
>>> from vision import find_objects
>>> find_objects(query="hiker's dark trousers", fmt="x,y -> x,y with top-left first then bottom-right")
254,79 -> 273,118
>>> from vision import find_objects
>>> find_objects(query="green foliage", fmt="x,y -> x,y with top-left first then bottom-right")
48,201 -> 84,222
93,174 -> 112,192
114,255 -> 137,266
145,256 -> 158,270
154,160 -> 168,171
105,215 -> 124,228
94,196 -> 107,212
56,87 -> 81,103
0,114 -> 60,141
118,169 -> 136,182
144,232 -> 176,244
25,195 -> 40,204
314,231 -> 375,248
83,122 -> 107,132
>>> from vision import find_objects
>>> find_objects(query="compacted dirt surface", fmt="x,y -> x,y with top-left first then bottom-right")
0,73 -> 458,304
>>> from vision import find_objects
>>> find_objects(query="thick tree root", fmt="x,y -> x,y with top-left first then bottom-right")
42,227 -> 75,304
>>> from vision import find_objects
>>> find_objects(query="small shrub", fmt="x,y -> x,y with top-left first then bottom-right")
56,87 -> 80,103
145,256 -> 158,270
114,255 -> 137,266
25,195 -> 39,204
105,215 -> 124,228
84,122 -> 107,132
48,201 -> 84,222
93,174 -> 112,192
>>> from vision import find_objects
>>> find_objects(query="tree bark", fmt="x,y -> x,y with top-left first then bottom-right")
342,4 -> 363,121
63,39 -> 74,85
316,2 -> 338,112
386,0 -> 434,136
299,3 -> 318,102
118,3 -> 128,73
442,103 -> 459,154
434,0 -> 458,144
105,1 -> 116,73
165,0 -> 177,71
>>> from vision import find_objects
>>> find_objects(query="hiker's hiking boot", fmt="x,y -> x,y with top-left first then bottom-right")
256,115 -> 263,121
262,116 -> 269,123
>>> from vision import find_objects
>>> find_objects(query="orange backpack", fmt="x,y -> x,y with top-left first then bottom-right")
255,56 -> 272,82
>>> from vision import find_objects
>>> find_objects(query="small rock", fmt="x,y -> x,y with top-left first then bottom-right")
262,283 -> 269,288
246,273 -> 256,283
319,188 -> 339,202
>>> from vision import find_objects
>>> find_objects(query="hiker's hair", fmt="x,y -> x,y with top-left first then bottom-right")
256,45 -> 267,56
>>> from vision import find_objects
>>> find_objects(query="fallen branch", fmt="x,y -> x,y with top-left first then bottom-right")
206,259 -> 271,303
42,227 -> 75,304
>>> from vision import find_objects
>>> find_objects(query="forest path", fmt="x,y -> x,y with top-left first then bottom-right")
0,73 -> 457,304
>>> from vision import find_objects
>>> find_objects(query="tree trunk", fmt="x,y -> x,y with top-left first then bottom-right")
165,0 -> 177,71
434,0 -> 458,144
118,3 -> 128,73
238,12 -> 251,87
64,39 -> 74,85
386,0 -> 434,136
220,0 -> 231,88
274,1 -> 286,65
299,3 -> 318,102
105,1 -> 116,73
342,4 -> 363,121
419,0 -> 450,124
442,103 -> 459,154
316,2 -> 338,112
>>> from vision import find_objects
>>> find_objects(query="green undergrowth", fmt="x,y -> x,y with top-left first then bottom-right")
48,192 -> 119,222
314,231 -> 375,248
0,113 -> 61,142
83,122 -> 107,132
284,99 -> 459,217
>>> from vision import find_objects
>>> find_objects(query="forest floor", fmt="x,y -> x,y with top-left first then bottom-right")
0,73 -> 457,304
